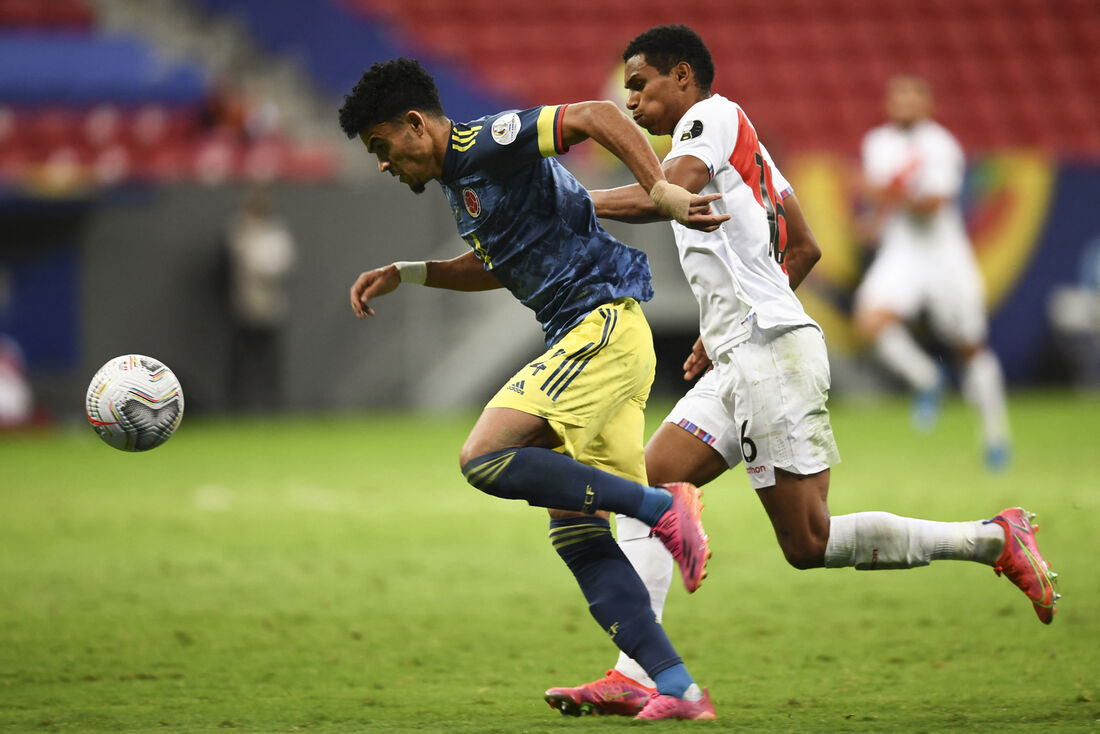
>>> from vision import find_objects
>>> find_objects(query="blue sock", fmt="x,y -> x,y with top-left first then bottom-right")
549,515 -> 684,680
463,447 -> 671,522
653,663 -> 695,698
637,485 -> 673,526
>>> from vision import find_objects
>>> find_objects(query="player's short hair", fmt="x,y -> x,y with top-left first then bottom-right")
623,25 -> 715,92
338,58 -> 445,138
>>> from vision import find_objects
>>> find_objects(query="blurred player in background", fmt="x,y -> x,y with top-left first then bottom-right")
543,26 -> 1059,717
854,75 -> 1011,470
339,58 -> 728,720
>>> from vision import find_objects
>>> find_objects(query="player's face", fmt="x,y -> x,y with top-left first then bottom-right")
623,54 -> 681,136
359,119 -> 435,194
885,78 -> 932,126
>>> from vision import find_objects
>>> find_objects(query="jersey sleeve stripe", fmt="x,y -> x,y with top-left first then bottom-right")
536,104 -> 569,157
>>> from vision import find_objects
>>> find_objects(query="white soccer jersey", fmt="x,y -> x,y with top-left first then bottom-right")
664,94 -> 817,359
857,119 -> 987,344
861,119 -> 970,251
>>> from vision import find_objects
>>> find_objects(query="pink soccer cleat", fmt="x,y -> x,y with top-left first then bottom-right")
986,507 -> 1060,624
544,669 -> 655,716
634,688 -> 716,721
649,482 -> 711,593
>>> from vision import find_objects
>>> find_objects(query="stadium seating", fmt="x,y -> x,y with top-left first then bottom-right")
342,0 -> 1100,159
9,0 -> 1093,193
0,0 -> 336,191
0,0 -> 92,30
185,0 -> 511,125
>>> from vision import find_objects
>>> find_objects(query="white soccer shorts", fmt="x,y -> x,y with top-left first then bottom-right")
714,323 -> 841,489
855,238 -> 988,346
661,367 -> 745,471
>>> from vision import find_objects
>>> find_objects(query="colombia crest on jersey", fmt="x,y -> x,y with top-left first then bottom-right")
439,104 -> 653,346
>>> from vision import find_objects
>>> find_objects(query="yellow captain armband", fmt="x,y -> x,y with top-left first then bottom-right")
536,105 -> 569,158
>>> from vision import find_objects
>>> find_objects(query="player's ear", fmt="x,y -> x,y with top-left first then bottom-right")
674,61 -> 692,89
406,110 -> 426,135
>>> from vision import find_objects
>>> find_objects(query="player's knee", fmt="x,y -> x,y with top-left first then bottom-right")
778,536 -> 828,570
458,444 -> 478,470
854,307 -> 895,342
460,448 -> 516,492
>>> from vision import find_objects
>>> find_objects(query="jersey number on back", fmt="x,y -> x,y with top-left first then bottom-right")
754,152 -> 787,266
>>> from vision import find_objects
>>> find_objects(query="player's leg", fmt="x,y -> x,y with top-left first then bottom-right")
736,326 -> 1055,621
759,489 -> 1059,623
546,370 -> 736,715
958,343 -> 1011,469
928,252 -> 1011,469
854,244 -> 943,429
455,299 -> 707,715
755,463 -> 1014,574
612,372 -> 739,687
544,398 -> 708,716
459,409 -> 677,522
459,301 -> 708,591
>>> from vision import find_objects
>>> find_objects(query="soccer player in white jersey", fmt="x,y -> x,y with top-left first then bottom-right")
543,25 -> 1059,718
855,74 -> 1011,470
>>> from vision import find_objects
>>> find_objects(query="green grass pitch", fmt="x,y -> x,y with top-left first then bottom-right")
1,392 -> 1098,732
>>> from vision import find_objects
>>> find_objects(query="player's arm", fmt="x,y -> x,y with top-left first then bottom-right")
590,155 -> 727,231
350,251 -> 501,318
903,193 -> 948,217
865,177 -> 947,217
781,193 -> 821,290
558,101 -> 725,228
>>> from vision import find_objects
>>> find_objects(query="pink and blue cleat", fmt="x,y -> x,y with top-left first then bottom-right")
544,669 -> 655,717
650,482 -> 711,593
986,507 -> 1060,624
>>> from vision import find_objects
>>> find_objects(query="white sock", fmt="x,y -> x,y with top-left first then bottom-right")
612,515 -> 673,688
824,512 -> 1006,569
875,323 -> 940,391
961,348 -> 1011,447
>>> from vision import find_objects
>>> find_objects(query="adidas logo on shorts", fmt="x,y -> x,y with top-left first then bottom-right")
507,379 -> 525,395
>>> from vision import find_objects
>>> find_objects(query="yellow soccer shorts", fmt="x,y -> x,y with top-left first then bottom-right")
486,298 -> 655,484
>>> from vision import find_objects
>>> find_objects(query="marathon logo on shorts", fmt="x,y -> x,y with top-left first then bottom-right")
746,465 -> 767,475
462,187 -> 481,218
680,119 -> 704,141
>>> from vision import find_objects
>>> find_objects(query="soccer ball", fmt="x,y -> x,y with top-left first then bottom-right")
85,354 -> 184,451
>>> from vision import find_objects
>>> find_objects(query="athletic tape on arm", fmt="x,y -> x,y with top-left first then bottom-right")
394,261 -> 427,285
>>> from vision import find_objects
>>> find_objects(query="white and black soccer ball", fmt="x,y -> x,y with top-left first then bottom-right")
85,354 -> 184,451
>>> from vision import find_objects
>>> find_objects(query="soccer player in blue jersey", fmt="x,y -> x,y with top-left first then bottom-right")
338,58 -> 727,720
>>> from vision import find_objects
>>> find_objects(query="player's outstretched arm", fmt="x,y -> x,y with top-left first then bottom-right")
558,101 -> 725,228
591,185 -> 725,232
559,100 -> 664,190
590,155 -> 728,232
350,251 -> 500,318
781,193 -> 822,290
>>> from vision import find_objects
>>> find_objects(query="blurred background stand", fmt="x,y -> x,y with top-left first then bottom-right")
1049,236 -> 1100,390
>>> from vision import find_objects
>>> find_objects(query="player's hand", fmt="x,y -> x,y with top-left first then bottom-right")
350,264 -> 400,318
685,192 -> 729,232
682,336 -> 712,380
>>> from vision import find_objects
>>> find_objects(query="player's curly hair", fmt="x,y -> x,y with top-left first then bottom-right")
338,58 -> 445,138
623,25 -> 715,92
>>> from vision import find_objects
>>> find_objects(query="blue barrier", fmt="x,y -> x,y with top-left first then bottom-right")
0,33 -> 207,104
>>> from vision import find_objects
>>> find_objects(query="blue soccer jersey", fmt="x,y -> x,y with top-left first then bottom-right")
439,104 -> 654,346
